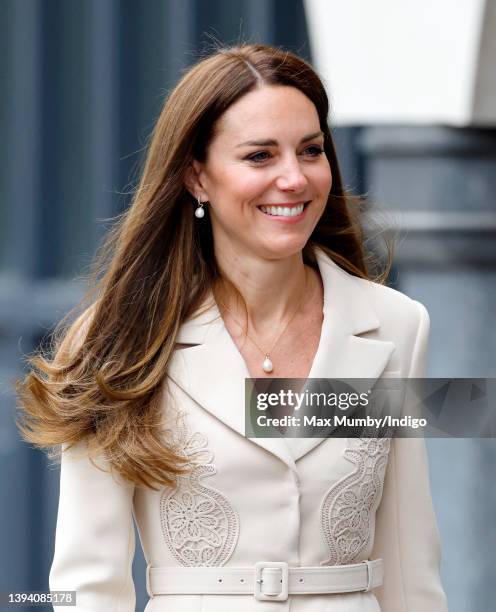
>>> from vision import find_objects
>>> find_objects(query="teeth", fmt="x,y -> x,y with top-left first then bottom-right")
260,203 -> 306,217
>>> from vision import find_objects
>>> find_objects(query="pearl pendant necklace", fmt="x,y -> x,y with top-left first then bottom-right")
219,269 -> 308,375
262,355 -> 273,373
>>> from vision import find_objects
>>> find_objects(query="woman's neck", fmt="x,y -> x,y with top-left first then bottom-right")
214,247 -> 309,335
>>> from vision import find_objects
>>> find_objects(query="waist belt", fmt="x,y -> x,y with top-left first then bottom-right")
146,559 -> 383,602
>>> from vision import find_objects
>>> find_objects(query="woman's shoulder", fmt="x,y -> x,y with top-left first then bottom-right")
317,248 -> 429,331
352,276 -> 431,375
355,275 -> 429,329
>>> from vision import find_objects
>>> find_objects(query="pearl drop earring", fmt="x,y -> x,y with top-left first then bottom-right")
195,197 -> 205,219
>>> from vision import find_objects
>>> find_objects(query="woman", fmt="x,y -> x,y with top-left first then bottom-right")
17,44 -> 448,611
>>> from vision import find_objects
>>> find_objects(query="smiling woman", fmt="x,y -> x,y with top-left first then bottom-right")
185,86 -> 331,260
184,83 -> 334,378
16,44 -> 448,612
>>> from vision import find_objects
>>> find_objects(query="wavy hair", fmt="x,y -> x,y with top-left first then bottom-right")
15,44 -> 392,489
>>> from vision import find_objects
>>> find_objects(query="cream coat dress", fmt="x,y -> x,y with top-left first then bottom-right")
49,248 -> 449,612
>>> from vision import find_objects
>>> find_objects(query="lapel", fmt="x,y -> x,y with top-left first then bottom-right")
167,248 -> 395,473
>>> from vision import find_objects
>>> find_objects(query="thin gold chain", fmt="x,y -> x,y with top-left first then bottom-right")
218,268 -> 308,360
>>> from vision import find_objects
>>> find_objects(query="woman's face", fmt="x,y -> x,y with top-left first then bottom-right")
189,85 -> 332,262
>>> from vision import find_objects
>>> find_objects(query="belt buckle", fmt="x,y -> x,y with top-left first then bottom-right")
254,561 -> 289,601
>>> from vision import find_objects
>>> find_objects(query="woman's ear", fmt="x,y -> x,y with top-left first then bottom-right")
184,160 -> 208,201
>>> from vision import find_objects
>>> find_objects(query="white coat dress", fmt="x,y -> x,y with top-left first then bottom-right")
49,248 -> 449,612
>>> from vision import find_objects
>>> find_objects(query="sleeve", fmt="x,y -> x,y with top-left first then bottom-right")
49,442 -> 136,611
371,300 -> 449,612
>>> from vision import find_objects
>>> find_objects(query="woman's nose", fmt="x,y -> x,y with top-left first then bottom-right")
275,157 -> 308,192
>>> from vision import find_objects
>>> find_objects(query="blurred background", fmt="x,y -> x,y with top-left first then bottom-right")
1,1 -> 495,610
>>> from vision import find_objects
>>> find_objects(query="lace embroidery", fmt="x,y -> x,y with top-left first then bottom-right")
160,422 -> 239,566
320,437 -> 391,565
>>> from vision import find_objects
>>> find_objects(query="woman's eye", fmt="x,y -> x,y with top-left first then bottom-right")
246,151 -> 271,163
304,145 -> 324,156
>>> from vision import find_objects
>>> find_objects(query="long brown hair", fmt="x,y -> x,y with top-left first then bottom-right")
15,44 -> 392,489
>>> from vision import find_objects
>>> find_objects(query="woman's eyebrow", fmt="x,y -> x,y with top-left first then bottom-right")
235,131 -> 324,148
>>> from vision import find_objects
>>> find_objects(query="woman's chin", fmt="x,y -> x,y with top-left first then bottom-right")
253,236 -> 310,260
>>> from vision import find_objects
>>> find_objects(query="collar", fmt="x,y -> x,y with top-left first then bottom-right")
167,248 -> 395,472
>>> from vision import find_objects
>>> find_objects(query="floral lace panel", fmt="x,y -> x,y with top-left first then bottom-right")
320,438 -> 391,565
160,423 -> 240,567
